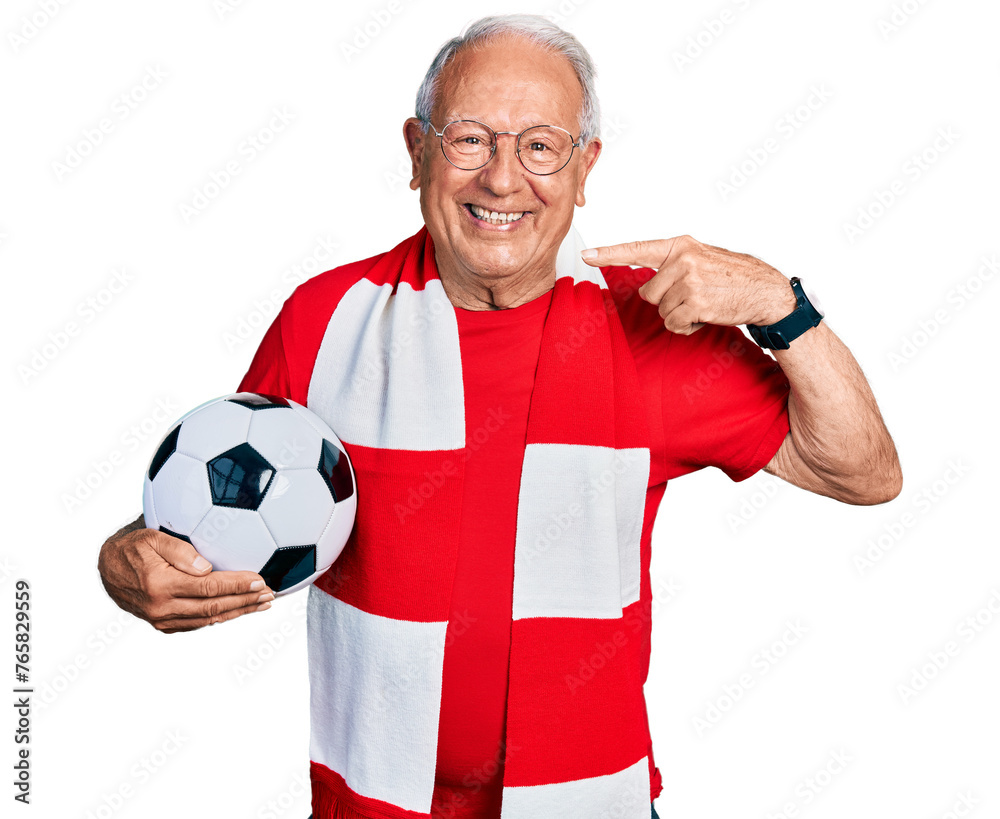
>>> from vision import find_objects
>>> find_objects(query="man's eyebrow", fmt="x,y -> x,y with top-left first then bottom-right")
443,113 -> 486,123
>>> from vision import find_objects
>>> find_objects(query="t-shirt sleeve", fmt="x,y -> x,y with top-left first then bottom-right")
661,324 -> 790,482
237,310 -> 292,397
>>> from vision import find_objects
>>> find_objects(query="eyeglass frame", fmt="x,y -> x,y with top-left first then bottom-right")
420,118 -> 583,176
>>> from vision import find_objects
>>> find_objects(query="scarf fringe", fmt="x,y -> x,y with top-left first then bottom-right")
312,762 -> 429,819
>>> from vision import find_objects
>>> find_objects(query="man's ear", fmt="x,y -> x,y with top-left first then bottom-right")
575,137 -> 602,208
403,118 -> 426,191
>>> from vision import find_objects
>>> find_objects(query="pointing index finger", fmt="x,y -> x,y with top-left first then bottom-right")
579,237 -> 682,270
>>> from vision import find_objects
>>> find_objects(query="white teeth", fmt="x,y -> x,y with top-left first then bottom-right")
470,205 -> 525,224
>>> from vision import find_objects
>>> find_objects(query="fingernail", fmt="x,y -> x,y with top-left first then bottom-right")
250,580 -> 265,591
258,593 -> 275,603
256,601 -> 272,612
580,248 -> 597,260
192,556 -> 211,572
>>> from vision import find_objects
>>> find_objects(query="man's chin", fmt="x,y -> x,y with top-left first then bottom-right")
457,250 -> 528,280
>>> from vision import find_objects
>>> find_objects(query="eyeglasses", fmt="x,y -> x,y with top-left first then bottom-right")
422,119 -> 582,176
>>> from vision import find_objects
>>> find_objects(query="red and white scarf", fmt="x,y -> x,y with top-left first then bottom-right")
304,226 -> 654,818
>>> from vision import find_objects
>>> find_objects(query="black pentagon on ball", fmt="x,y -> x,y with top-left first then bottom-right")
260,545 -> 316,592
226,392 -> 291,410
318,439 -> 354,502
207,443 -> 275,510
148,425 -> 181,481
159,526 -> 192,544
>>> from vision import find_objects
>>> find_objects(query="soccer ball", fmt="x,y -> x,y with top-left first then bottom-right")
142,392 -> 356,596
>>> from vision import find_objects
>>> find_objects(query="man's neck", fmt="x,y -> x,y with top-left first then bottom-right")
436,257 -> 556,311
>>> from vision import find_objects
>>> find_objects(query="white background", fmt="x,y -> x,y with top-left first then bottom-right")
3,0 -> 998,817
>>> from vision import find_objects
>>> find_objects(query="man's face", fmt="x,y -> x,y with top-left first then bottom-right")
404,36 -> 601,291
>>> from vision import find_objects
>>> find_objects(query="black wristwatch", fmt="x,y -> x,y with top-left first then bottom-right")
746,277 -> 824,350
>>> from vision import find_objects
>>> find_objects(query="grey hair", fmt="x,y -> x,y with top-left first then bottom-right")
414,14 -> 601,144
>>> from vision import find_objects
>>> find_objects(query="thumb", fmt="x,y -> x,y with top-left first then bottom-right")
147,529 -> 213,576
580,238 -> 679,270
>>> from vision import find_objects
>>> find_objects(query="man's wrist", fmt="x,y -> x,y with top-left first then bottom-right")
747,277 -> 824,350
755,278 -> 798,326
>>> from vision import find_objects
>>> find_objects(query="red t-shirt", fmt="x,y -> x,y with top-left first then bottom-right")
238,262 -> 790,819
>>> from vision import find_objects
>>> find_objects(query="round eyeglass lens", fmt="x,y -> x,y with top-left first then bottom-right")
518,126 -> 574,174
441,121 -> 494,169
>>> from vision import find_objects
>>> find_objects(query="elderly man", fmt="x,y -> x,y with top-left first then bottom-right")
98,13 -> 901,819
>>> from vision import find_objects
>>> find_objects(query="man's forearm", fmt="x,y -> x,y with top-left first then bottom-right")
766,322 -> 902,505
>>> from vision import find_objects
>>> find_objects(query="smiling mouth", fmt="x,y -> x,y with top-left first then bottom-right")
466,204 -> 527,225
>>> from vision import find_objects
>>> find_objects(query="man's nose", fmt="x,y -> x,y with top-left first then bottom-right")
478,132 -> 524,192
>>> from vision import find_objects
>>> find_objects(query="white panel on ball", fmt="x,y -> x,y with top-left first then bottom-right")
317,503 -> 357,563
150,452 -> 214,536
190,506 -> 277,571
176,399 -> 253,462
258,468 -> 336,547
246,407 -> 324,470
